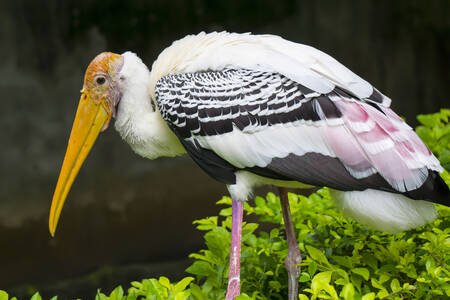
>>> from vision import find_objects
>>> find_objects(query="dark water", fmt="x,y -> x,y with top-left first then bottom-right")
0,0 -> 449,299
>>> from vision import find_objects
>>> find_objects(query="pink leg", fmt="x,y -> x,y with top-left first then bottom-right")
225,198 -> 244,300
279,188 -> 301,300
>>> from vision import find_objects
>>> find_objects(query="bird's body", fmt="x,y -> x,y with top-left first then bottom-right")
113,32 -> 445,232
50,32 -> 449,300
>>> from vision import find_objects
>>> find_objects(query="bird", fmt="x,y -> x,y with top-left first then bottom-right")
49,31 -> 449,300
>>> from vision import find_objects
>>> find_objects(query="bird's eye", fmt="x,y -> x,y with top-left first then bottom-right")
96,77 -> 106,85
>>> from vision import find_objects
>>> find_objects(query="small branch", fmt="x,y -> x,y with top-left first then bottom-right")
428,251 -> 450,273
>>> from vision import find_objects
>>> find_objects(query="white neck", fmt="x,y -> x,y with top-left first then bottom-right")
114,52 -> 185,159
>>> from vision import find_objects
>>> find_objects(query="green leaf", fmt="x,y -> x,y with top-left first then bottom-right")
351,268 -> 370,281
378,274 -> 390,284
175,292 -> 189,300
245,234 -> 257,247
254,196 -> 266,208
188,283 -> 205,300
109,286 -> 124,300
390,278 -> 401,292
405,265 -> 417,278
361,292 -> 375,300
147,279 -> 167,298
193,217 -> 218,230
243,223 -> 259,236
216,196 -> 232,205
159,276 -> 171,290
308,260 -> 317,276
173,277 -> 194,294
269,280 -> 281,291
306,245 -> 329,265
362,254 -> 378,271
340,283 -> 355,300
378,264 -> 395,274
377,289 -> 389,298
0,291 -> 8,300
49,296 -> 58,300
269,228 -> 279,238
131,281 -> 142,289
219,207 -> 232,216
335,278 -> 348,286
205,227 -> 229,259
189,252 -> 220,265
331,256 -> 353,268
95,290 -> 107,300
299,272 -> 310,282
186,261 -> 216,277
445,284 -> 450,297
311,271 -> 332,295
30,293 -> 42,300
350,274 -> 362,292
371,277 -> 385,290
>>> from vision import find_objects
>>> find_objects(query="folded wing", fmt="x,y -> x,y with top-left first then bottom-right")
155,68 -> 447,205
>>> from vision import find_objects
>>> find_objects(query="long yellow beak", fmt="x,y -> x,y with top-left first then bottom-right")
49,92 -> 111,236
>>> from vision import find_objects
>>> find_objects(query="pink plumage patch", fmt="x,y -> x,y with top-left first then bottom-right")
330,100 -> 442,192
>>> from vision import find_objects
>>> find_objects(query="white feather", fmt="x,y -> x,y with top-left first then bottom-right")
190,123 -> 336,169
331,189 -> 437,233
345,166 -> 378,179
258,34 -> 379,101
148,32 -> 375,100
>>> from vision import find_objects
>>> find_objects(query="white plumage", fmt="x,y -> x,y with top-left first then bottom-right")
331,189 -> 437,233
150,32 -> 376,99
192,124 -> 334,169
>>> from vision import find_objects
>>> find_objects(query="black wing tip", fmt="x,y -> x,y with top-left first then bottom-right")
430,171 -> 450,206
405,170 -> 449,206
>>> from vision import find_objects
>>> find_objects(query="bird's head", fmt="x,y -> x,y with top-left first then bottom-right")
82,52 -> 125,126
49,52 -> 124,237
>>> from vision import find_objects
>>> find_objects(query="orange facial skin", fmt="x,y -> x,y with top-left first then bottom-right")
83,52 -> 124,130
49,52 -> 123,236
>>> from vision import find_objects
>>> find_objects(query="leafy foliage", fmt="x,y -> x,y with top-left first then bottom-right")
1,110 -> 449,299
415,109 -> 450,172
184,188 -> 450,300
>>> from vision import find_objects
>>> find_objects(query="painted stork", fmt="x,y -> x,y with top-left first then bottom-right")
49,32 -> 449,300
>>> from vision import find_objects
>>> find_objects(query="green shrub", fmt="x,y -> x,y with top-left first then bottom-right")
415,109 -> 450,172
185,186 -> 449,299
1,110 -> 449,300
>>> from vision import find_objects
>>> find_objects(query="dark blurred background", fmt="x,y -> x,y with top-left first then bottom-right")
0,0 -> 448,299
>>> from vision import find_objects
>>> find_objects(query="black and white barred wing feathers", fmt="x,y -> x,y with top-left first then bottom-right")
155,68 -> 444,204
